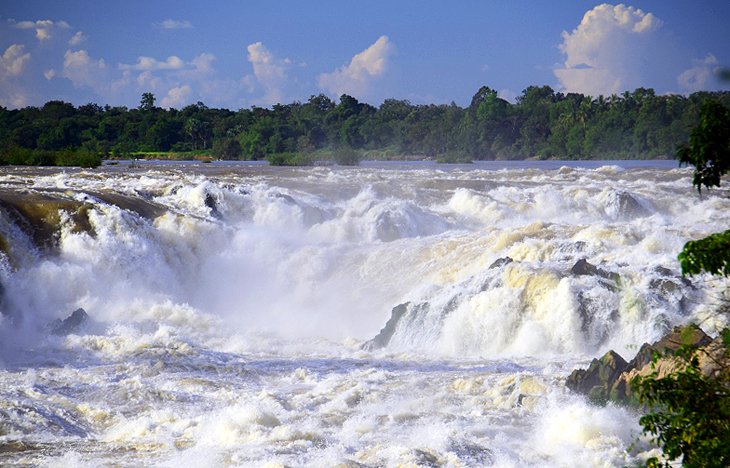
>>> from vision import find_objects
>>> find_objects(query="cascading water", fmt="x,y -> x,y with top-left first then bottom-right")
0,161 -> 726,466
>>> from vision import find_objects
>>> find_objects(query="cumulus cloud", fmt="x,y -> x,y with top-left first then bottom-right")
678,54 -> 720,93
13,19 -> 70,41
160,84 -> 192,108
156,19 -> 193,30
554,4 -> 663,96
0,44 -> 33,108
44,69 -> 55,80
190,53 -> 215,74
0,44 -> 31,78
318,35 -> 393,98
246,41 -> 290,105
62,49 -> 108,91
120,55 -> 186,71
69,31 -> 86,46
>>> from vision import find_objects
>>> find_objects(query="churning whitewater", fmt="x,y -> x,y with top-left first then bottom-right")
0,161 -> 727,466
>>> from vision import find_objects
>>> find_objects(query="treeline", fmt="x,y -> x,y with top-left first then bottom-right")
1,86 -> 729,163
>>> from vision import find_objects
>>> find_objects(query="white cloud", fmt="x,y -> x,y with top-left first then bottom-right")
62,49 -> 108,92
0,44 -> 31,78
246,41 -> 290,105
189,53 -> 215,75
120,55 -> 186,71
0,44 -> 33,108
156,19 -> 193,30
44,69 -> 55,80
160,84 -> 192,108
69,31 -> 86,46
554,4 -> 663,96
318,35 -> 393,99
678,54 -> 720,93
13,19 -> 69,42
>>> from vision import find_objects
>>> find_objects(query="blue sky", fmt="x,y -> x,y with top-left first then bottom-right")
1,1 -> 728,109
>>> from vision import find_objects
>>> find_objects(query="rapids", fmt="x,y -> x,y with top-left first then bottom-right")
0,160 -> 727,466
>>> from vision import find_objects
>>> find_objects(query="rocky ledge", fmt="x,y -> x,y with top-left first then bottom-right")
566,324 -> 728,405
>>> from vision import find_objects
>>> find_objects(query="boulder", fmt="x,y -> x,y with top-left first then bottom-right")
567,324 -> 720,405
566,350 -> 629,404
49,308 -> 89,336
604,190 -> 649,219
571,258 -> 620,284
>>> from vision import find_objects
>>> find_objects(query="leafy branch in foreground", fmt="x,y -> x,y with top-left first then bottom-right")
678,229 -> 730,277
634,350 -> 730,468
632,98 -> 730,467
677,100 -> 730,195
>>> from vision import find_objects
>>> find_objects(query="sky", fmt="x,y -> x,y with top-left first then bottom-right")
1,1 -> 729,110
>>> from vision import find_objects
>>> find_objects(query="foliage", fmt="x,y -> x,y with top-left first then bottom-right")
211,136 -> 242,160
677,100 -> 730,278
436,150 -> 472,164
632,97 -> 730,467
1,90 -> 729,165
267,152 -> 313,166
0,147 -> 101,168
677,100 -> 730,195
633,353 -> 730,467
332,146 -> 361,166
678,229 -> 730,277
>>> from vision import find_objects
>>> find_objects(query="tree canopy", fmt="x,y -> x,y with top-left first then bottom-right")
634,98 -> 730,468
1,88 -> 729,164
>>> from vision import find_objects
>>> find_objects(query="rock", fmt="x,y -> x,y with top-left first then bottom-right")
448,440 -> 494,466
604,190 -> 649,219
362,302 -> 410,350
413,448 -> 442,468
49,308 -> 89,336
571,258 -> 620,286
204,192 -> 221,218
488,257 -> 513,269
644,324 -> 712,358
567,324 -> 719,405
566,350 -> 629,404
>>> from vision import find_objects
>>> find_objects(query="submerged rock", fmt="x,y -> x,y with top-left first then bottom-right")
49,308 -> 89,336
0,190 -> 94,253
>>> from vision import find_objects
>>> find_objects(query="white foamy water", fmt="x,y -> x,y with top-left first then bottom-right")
0,161 -> 726,466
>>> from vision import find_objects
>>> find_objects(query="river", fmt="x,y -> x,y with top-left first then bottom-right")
0,160 -> 726,466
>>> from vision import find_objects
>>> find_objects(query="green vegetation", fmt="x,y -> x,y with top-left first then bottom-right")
678,100 -> 730,194
1,87 -> 728,166
0,147 -> 101,168
633,99 -> 730,467
267,152 -> 313,166
635,348 -> 730,468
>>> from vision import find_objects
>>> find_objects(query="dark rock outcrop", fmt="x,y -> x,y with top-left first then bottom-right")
362,302 -> 410,350
571,258 -> 620,283
204,192 -> 221,218
566,350 -> 629,404
49,308 -> 89,336
567,324 -> 717,405
604,190 -> 649,219
488,257 -> 513,269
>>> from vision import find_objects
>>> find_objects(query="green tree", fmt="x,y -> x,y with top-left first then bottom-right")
139,92 -> 156,111
212,136 -> 242,160
634,98 -> 730,468
677,100 -> 730,195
